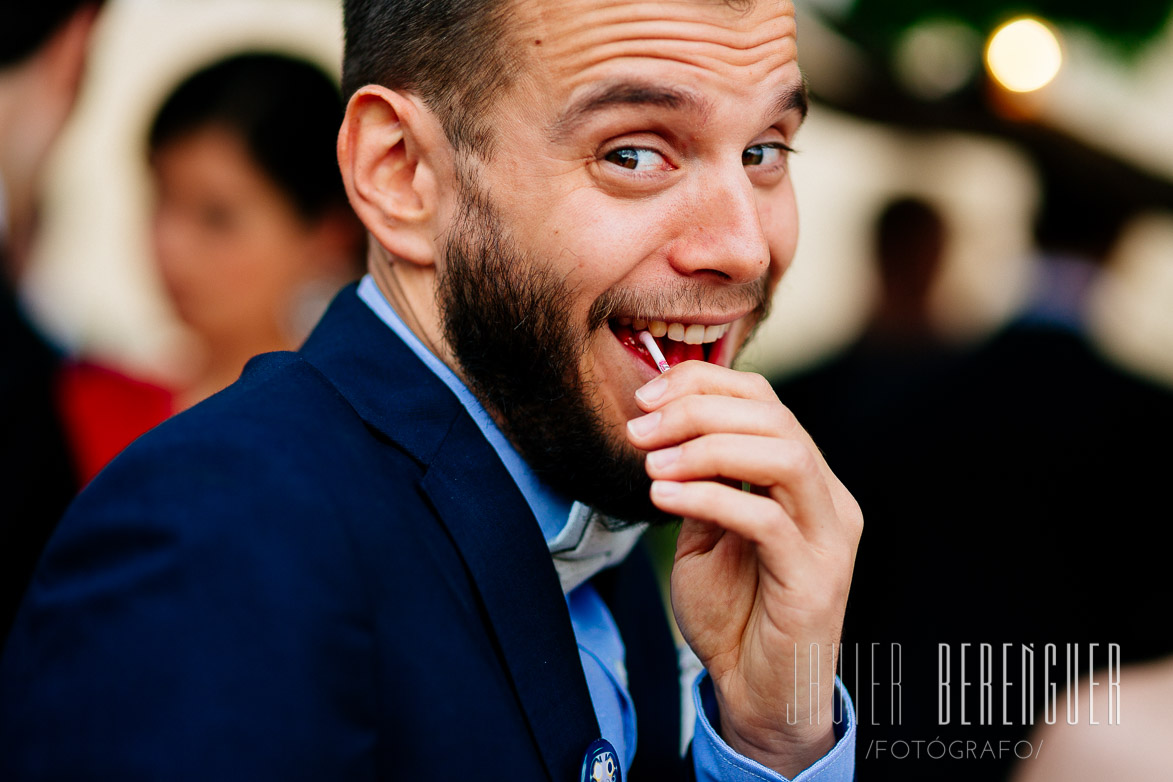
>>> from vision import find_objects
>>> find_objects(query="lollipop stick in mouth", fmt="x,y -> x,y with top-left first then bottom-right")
637,329 -> 751,492
638,330 -> 671,374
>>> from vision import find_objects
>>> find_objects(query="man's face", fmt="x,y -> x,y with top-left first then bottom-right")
434,0 -> 804,520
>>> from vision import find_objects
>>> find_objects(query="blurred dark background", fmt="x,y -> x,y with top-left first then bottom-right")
763,2 -> 1173,780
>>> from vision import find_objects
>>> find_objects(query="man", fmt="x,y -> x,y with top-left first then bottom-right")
1,1 -> 862,779
0,0 -> 150,646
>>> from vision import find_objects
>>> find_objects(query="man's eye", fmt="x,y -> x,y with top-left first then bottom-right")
603,147 -> 668,171
742,143 -> 789,167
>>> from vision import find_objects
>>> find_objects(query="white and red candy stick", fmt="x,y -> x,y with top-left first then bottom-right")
638,329 -> 751,491
638,331 -> 671,374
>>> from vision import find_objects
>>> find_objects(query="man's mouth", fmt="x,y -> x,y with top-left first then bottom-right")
609,316 -> 734,371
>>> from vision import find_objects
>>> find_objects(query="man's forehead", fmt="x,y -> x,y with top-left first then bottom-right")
511,0 -> 798,88
513,0 -> 795,31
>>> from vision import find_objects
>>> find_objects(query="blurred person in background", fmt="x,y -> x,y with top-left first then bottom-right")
772,194 -> 962,463
991,143 -> 1173,782
773,154 -> 1173,781
1012,656 -> 1173,782
147,52 -> 365,412
0,0 -> 163,648
859,196 -> 947,352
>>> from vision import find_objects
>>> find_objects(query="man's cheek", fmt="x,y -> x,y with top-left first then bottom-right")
580,350 -> 639,425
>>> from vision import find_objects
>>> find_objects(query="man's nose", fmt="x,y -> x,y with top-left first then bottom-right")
666,167 -> 772,285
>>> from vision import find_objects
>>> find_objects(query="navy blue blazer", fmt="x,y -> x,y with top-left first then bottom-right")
0,286 -> 685,781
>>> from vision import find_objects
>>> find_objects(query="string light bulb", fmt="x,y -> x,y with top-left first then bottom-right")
985,17 -> 1064,93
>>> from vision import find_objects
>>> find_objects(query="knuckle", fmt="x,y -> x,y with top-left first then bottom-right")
675,438 -> 701,466
768,502 -> 790,532
844,497 -> 864,537
748,372 -> 774,399
673,395 -> 706,433
676,359 -> 706,383
754,494 -> 789,529
833,482 -> 864,532
772,402 -> 799,435
774,439 -> 817,477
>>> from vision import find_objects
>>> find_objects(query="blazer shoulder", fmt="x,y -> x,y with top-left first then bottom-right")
121,349 -> 422,485
0,351 -> 391,780
56,349 -> 430,575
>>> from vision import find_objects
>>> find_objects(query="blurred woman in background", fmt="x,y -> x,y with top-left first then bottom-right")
148,52 -> 363,411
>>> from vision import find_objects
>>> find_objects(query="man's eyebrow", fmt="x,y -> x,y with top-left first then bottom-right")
548,78 -> 810,143
770,80 -> 809,124
548,81 -> 710,142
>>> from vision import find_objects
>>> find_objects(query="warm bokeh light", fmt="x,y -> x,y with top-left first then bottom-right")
985,17 -> 1063,93
894,19 -> 982,100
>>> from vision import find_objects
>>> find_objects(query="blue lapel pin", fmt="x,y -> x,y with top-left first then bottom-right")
581,738 -> 621,782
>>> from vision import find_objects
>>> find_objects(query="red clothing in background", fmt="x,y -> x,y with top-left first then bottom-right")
56,360 -> 173,486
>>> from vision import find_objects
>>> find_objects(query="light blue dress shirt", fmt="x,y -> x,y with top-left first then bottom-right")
357,275 -> 855,781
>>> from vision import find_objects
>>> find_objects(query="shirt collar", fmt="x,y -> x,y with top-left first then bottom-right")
357,275 -> 575,541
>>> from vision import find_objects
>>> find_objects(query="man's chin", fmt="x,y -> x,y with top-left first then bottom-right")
582,483 -> 678,530
541,437 -> 676,528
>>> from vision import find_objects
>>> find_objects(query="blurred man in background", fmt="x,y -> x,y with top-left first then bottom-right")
0,1 -> 168,647
772,194 -> 961,462
773,158 -> 1173,781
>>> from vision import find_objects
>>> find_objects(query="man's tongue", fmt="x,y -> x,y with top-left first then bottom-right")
613,323 -> 705,370
660,337 -> 705,366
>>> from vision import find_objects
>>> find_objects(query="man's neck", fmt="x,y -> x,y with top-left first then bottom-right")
365,249 -> 526,438
367,250 -> 455,373
356,274 -> 577,541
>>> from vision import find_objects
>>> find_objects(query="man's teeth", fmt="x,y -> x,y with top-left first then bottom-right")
616,317 -> 731,345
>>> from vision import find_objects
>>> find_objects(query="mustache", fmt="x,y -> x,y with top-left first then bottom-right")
586,275 -> 773,332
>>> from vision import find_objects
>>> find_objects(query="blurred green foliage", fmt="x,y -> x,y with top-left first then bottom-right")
643,523 -> 679,616
845,0 -> 1173,55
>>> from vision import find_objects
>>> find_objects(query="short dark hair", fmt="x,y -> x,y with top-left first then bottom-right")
0,0 -> 105,68
874,196 -> 946,292
342,0 -> 762,156
876,197 -> 944,261
342,0 -> 523,155
148,52 -> 349,222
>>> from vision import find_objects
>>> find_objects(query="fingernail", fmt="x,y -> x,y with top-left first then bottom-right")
626,412 -> 661,438
646,447 -> 680,470
636,377 -> 668,404
651,481 -> 682,499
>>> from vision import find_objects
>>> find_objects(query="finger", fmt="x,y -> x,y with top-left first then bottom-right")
626,394 -> 797,452
630,363 -> 861,539
631,364 -> 831,472
634,361 -> 780,412
627,389 -> 839,510
650,479 -> 805,552
646,434 -> 838,539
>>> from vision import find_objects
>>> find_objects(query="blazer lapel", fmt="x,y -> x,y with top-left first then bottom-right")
420,422 -> 601,782
301,286 -> 601,781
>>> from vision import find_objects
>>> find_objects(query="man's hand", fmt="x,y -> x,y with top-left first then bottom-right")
626,361 -> 863,777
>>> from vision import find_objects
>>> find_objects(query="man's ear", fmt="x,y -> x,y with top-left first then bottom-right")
337,86 -> 447,268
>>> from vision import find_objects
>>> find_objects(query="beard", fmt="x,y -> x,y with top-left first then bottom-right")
436,177 -> 770,526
